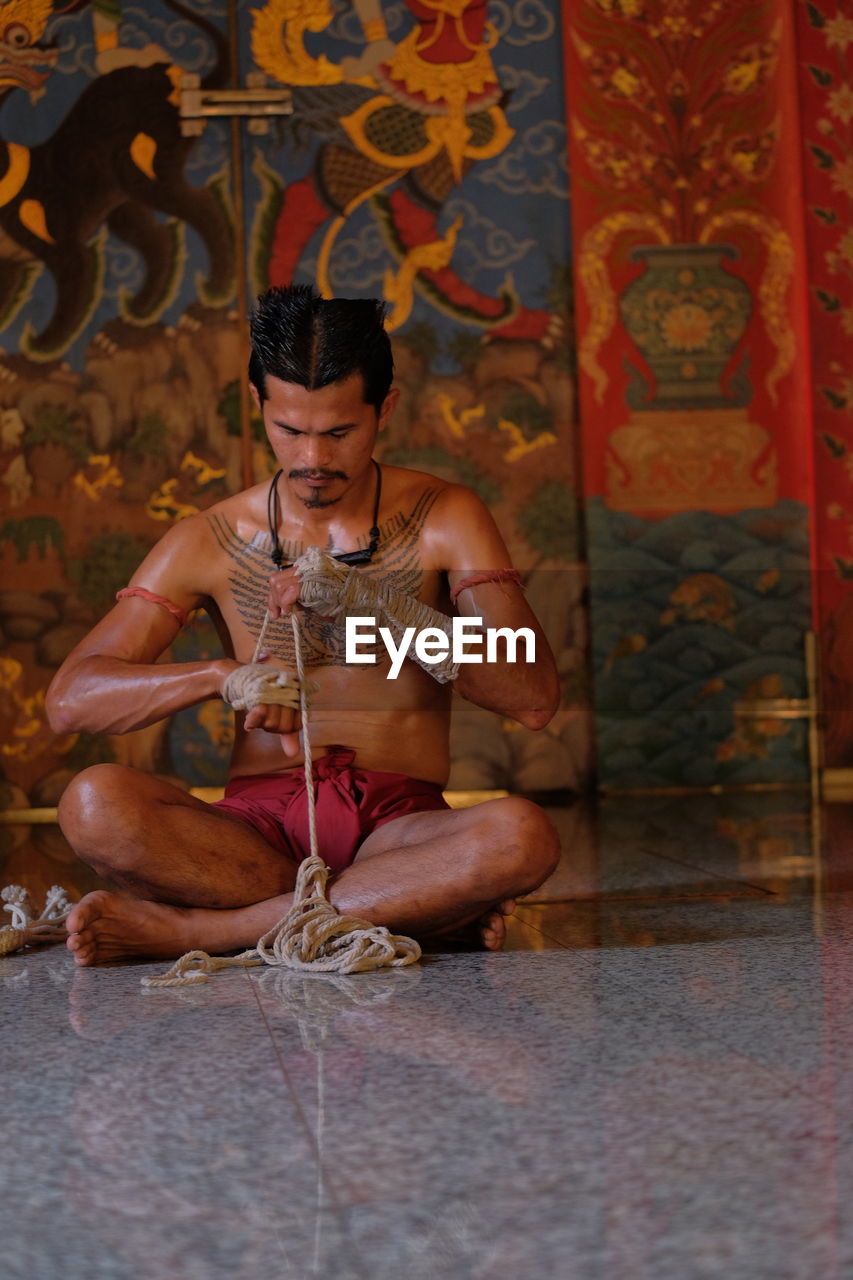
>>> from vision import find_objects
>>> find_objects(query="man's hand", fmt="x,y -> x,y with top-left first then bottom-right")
261,569 -> 305,755
221,652 -> 303,757
243,695 -> 302,758
267,568 -> 301,620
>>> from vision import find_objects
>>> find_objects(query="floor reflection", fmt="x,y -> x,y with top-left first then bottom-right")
7,787 -> 853,1277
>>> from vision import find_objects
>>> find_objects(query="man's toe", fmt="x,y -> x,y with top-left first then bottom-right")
481,911 -> 508,950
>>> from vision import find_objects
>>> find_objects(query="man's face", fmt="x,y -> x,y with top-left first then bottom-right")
253,372 -> 397,510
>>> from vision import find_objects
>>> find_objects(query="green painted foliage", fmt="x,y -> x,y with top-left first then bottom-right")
0,516 -> 64,563
218,379 -> 264,441
498,389 -> 555,440
127,411 -> 169,459
69,531 -> 151,614
396,321 -> 441,364
446,330 -> 483,373
24,404 -> 89,464
518,481 -> 577,561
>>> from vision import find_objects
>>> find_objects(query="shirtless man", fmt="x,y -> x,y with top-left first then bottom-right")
46,285 -> 561,967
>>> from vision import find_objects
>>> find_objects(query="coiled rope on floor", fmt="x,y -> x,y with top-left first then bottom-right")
0,884 -> 74,957
143,578 -> 422,988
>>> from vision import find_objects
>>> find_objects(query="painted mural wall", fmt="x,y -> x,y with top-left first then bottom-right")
565,0 -> 815,789
243,0 -> 586,790
0,0 -> 587,866
798,0 -> 853,768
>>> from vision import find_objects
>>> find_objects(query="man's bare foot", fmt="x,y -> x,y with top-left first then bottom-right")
65,891 -> 199,967
427,899 -> 518,951
480,898 -> 517,951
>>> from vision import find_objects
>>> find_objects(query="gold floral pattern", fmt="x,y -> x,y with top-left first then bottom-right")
825,13 -> 853,51
801,2 -> 853,418
661,303 -> 712,351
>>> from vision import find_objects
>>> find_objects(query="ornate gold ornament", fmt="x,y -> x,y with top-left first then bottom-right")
577,212 -> 671,402
700,211 -> 795,405
250,0 -> 344,87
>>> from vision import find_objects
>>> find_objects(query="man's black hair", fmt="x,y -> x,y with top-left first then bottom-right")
248,284 -> 394,412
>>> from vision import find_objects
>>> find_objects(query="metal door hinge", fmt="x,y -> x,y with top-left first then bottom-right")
179,72 -> 293,136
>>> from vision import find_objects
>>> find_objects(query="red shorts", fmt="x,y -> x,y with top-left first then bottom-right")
212,744 -> 450,872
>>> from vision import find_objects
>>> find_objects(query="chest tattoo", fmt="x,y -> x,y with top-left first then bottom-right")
207,488 -> 441,667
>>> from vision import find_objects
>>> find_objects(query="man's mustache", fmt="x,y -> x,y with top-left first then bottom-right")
288,469 -> 348,481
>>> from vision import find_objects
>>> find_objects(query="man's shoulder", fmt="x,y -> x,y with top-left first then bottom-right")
379,464 -> 498,570
381,463 -> 482,517
203,479 -> 269,520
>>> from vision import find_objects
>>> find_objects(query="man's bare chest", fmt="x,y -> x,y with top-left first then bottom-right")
203,487 -> 446,668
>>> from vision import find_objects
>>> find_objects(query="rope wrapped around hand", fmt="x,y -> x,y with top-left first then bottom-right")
221,663 -> 302,712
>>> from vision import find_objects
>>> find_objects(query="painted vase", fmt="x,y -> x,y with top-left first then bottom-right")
619,244 -> 752,409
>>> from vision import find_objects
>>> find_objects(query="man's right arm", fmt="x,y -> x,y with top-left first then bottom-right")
46,517 -> 235,736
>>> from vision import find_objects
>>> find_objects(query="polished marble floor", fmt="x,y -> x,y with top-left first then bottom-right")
5,789 -> 853,1278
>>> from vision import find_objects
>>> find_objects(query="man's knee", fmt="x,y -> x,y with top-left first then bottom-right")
471,796 -> 560,894
57,763 -> 143,847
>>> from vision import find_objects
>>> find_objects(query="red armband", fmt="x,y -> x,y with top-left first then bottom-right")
115,587 -> 190,628
450,569 -> 523,606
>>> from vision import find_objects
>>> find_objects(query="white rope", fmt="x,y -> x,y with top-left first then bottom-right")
221,605 -> 316,711
0,884 -> 74,957
221,662 -> 302,712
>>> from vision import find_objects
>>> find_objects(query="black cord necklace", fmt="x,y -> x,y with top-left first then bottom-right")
267,459 -> 382,569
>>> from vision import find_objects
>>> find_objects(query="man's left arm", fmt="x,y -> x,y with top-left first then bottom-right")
428,486 -> 561,729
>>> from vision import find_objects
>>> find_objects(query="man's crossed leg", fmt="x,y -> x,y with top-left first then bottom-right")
58,765 -> 560,966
